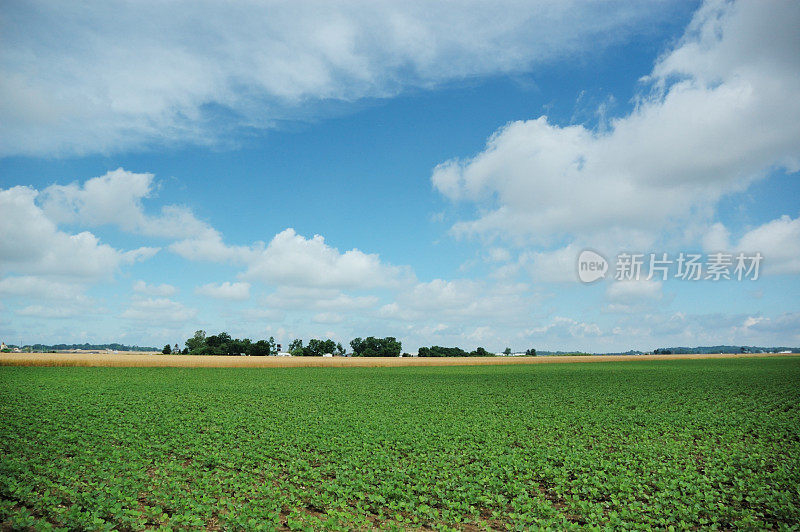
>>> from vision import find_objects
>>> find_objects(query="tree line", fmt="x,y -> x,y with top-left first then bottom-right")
167,330 -> 537,357
172,331 -> 405,357
166,331 -> 276,356
288,339 -> 345,357
418,345 -> 492,357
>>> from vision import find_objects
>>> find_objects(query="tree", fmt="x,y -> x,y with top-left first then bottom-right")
288,339 -> 304,356
350,337 -> 363,356
230,338 -> 249,355
173,344 -> 179,353
335,342 -> 345,356
304,339 -> 336,356
162,344 -> 172,354
185,330 -> 206,353
418,345 -> 467,357
204,332 -> 234,354
525,348 -> 536,356
183,330 -> 278,356
288,339 -> 303,352
350,336 -> 401,357
250,340 -> 272,356
503,347 -> 512,355
470,347 -> 491,357
304,339 -> 322,356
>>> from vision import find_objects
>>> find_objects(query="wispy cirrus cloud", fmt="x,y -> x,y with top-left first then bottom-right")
0,1 -> 683,156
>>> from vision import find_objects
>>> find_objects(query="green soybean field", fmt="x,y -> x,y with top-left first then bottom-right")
1,358 -> 799,530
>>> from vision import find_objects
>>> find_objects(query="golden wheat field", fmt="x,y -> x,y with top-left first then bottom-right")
0,352 -> 795,368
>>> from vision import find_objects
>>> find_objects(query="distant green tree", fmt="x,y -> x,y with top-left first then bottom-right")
350,338 -> 363,356
204,332 -> 233,354
250,340 -> 272,356
503,347 -> 512,355
470,347 -> 491,357
303,339 -> 336,356
525,348 -> 536,356
230,338 -> 249,355
304,339 -> 321,356
288,339 -> 303,352
418,346 -> 467,357
179,331 -> 283,357
185,330 -> 206,353
350,336 -> 402,357
204,334 -> 220,353
162,344 -> 172,354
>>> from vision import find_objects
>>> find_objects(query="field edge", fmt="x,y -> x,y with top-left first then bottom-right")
1,351 -> 797,368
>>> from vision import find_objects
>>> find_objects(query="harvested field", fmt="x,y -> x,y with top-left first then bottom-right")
0,351 -> 796,367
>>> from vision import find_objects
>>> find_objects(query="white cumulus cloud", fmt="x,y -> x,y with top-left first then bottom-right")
0,276 -> 86,300
313,312 -> 344,324
17,305 -> 83,319
195,281 -> 251,301
243,228 -> 409,289
736,215 -> 800,275
38,168 -> 254,264
701,214 -> 800,275
133,280 -> 178,297
378,279 -> 536,326
120,296 -> 197,323
0,185 -> 154,279
432,0 -> 800,249
525,316 -> 603,339
605,279 -> 664,314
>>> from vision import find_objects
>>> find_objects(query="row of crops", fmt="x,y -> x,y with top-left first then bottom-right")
1,358 -> 799,530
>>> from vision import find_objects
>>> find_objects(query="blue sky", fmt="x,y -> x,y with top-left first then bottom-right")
1,0 -> 798,352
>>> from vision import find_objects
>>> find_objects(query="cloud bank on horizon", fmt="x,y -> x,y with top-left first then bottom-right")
1,0 -> 798,351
